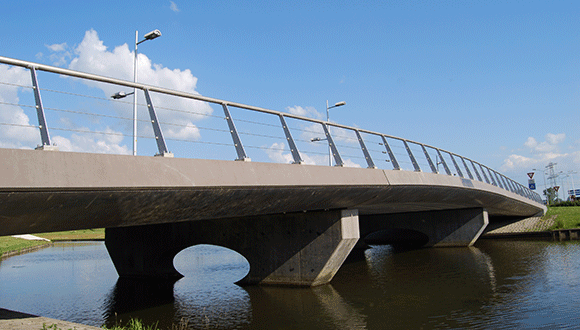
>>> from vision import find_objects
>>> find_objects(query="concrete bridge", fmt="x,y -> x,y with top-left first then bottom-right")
0,56 -> 545,286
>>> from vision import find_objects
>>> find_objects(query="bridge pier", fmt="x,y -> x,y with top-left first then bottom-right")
105,209 -> 359,286
359,208 -> 489,248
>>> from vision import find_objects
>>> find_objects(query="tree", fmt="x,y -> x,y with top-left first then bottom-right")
543,187 -> 558,205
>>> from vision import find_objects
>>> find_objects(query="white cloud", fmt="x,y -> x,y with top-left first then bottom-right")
265,142 -> 361,167
45,43 -> 72,66
46,43 -> 67,52
523,133 -> 566,154
265,142 -> 295,164
164,122 -> 201,140
52,128 -> 130,155
524,137 -> 537,149
170,1 -> 180,12
286,105 -> 323,120
501,132 -> 577,178
0,64 -> 39,148
0,29 -> 216,154
501,154 -> 536,171
546,133 -> 565,145
63,29 -> 213,123
343,159 -> 362,168
36,29 -> 214,154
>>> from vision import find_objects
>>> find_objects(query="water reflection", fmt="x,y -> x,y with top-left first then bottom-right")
1,240 -> 580,329
330,245 -> 502,329
102,278 -> 176,324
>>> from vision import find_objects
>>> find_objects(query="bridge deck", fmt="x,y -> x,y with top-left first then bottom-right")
0,148 -> 545,236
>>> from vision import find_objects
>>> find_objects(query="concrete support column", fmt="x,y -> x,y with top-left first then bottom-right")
105,209 -> 359,286
359,207 -> 489,248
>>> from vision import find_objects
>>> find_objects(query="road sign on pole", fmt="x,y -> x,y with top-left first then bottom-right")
527,172 -> 535,179
528,178 -> 536,190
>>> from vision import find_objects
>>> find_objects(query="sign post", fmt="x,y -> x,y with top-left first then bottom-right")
528,172 -> 536,190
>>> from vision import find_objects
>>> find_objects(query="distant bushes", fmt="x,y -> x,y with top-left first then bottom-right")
551,201 -> 580,207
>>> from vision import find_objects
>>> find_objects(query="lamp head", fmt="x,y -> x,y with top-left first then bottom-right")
111,91 -> 134,99
111,91 -> 127,99
334,101 -> 346,107
143,29 -> 162,40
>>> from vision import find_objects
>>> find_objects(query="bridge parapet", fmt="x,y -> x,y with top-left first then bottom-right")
0,56 -> 541,205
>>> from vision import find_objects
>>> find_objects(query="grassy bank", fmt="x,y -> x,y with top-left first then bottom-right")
35,228 -> 105,241
545,206 -> 580,230
43,317 -> 188,330
0,229 -> 105,258
0,237 -> 49,256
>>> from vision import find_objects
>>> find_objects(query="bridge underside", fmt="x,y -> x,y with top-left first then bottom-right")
0,184 -> 539,237
0,148 -> 545,286
104,207 -> 488,286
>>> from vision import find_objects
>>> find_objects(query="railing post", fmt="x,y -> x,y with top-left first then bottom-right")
278,114 -> 303,164
493,171 -> 505,189
505,176 -> 517,193
222,103 -> 250,161
514,182 -> 524,196
403,140 -> 421,172
477,163 -> 490,184
460,157 -> 474,180
502,175 -> 515,193
421,145 -> 437,173
355,130 -> 376,169
143,89 -> 173,157
322,123 -> 343,166
29,67 -> 57,151
484,166 -> 497,186
436,149 -> 452,176
381,136 -> 400,170
521,184 -> 531,198
450,154 -> 464,178
469,160 -> 483,182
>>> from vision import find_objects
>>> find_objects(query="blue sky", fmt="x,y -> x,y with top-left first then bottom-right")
1,0 -> 579,196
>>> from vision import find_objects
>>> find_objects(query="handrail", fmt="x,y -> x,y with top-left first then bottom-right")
0,56 -> 543,204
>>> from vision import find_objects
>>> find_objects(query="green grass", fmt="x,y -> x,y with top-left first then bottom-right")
104,318 -> 161,330
545,206 -> 580,230
42,318 -> 186,330
35,228 -> 105,241
1,229 -> 105,258
0,236 -> 49,256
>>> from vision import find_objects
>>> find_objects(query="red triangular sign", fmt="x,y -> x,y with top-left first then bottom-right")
555,186 -> 560,192
527,172 -> 534,179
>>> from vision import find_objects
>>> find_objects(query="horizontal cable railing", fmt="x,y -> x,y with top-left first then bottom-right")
0,56 -> 543,204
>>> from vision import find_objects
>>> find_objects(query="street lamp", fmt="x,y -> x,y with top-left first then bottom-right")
111,91 -> 134,99
112,29 -> 162,156
533,168 -> 549,205
325,100 -> 346,166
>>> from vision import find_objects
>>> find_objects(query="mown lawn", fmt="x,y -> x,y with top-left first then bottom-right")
0,236 -> 49,256
545,206 -> 580,230
34,228 -> 105,241
1,229 -> 105,258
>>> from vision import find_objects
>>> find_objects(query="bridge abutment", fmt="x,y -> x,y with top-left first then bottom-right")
359,208 -> 489,248
105,209 -> 359,286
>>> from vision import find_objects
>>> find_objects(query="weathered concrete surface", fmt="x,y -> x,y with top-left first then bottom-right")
105,209 -> 359,286
360,208 -> 489,247
0,308 -> 101,330
484,215 -> 555,235
0,148 -> 545,236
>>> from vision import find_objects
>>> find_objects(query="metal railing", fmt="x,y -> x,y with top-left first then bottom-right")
0,56 -> 543,204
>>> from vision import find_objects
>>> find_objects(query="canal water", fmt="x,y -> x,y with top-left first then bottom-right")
0,240 -> 579,329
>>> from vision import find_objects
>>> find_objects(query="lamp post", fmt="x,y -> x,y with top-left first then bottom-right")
130,29 -> 161,156
325,100 -> 346,166
532,168 -> 548,204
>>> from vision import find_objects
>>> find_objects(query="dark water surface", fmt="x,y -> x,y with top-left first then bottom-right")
1,240 -> 579,329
